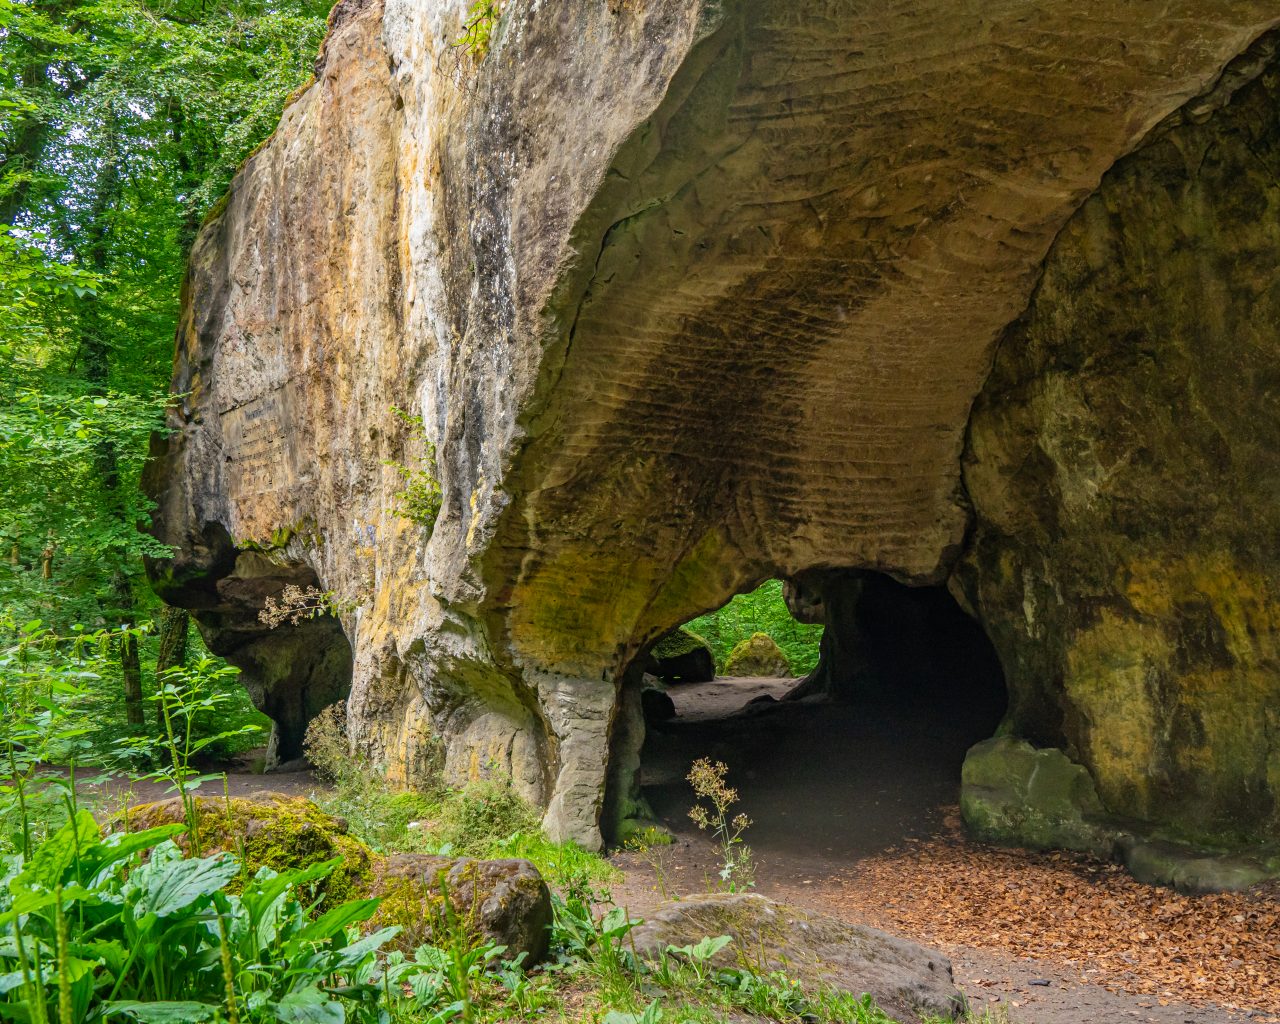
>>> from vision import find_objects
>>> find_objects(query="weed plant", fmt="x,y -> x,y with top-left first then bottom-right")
687,758 -> 754,892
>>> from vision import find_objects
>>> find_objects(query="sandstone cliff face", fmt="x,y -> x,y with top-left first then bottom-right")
146,0 -> 1280,852
958,44 -> 1280,847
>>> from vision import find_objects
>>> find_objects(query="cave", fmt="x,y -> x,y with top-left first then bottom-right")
146,0 -> 1280,882
620,572 -> 1007,859
145,522 -> 355,766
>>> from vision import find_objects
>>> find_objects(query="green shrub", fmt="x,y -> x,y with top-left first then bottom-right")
385,407 -> 442,532
305,706 -> 441,854
0,810 -> 402,1023
434,776 -> 541,855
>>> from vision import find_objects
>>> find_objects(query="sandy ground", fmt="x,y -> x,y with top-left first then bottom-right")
610,676 -> 1274,1024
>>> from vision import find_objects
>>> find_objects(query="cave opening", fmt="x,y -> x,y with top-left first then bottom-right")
624,571 -> 1007,867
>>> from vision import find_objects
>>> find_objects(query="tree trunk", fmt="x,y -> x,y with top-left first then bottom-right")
122,628 -> 145,728
154,606 -> 190,729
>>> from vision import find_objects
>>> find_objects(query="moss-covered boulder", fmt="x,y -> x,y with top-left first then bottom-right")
649,628 -> 715,683
960,738 -> 1120,858
370,854 -> 551,962
113,794 -> 552,961
119,793 -> 375,905
723,632 -> 791,677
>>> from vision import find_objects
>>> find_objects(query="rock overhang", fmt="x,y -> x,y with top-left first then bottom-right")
145,0 -> 1280,856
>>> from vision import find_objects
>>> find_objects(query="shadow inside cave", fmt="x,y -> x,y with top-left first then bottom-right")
638,575 -> 1007,871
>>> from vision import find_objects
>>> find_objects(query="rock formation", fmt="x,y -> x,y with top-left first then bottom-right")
722,632 -> 790,678
649,628 -> 716,683
146,0 -> 1280,866
121,794 -> 553,960
630,893 -> 963,1021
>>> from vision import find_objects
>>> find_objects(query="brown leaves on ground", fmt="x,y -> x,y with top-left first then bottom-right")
823,811 -> 1280,1016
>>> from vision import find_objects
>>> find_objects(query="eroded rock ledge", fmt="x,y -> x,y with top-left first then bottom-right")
146,0 -> 1280,861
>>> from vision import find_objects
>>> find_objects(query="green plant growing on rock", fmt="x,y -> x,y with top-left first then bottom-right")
386,407 -> 443,532
687,758 -> 754,893
452,1 -> 502,61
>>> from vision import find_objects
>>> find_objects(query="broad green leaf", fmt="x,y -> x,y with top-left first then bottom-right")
273,987 -> 345,1024
296,898 -> 380,943
104,1001 -> 220,1024
328,925 -> 401,969
131,851 -> 239,917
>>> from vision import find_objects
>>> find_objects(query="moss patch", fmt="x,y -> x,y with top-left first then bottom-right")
652,627 -> 711,659
119,793 -> 374,906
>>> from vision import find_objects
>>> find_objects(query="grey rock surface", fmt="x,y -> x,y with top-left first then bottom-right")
630,893 -> 965,1021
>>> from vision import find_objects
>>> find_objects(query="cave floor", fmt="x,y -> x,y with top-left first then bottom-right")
615,676 -> 1279,1024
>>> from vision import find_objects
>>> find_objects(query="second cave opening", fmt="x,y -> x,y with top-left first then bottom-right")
634,571 -> 1008,865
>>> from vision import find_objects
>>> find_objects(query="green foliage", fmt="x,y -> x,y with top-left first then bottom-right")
115,657 -> 264,854
385,408 -> 443,533
2,616 -> 264,755
488,829 -> 619,894
685,579 -> 823,676
305,703 -> 610,883
0,0 -> 329,758
0,814 -> 403,1023
451,1 -> 502,62
432,777 -> 540,855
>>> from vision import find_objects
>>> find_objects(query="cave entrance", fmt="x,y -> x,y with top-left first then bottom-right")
629,571 -> 1007,867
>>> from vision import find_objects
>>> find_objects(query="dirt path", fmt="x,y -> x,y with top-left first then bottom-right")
611,677 -> 1279,1024
54,760 -> 323,822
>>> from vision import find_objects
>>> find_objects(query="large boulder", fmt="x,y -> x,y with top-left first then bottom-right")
648,628 -> 716,684
115,794 -> 553,961
629,894 -> 964,1022
960,737 -> 1120,858
955,47 -> 1280,851
722,632 -> 791,678
143,0 -> 1280,861
370,854 -> 552,962
120,793 -> 375,906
